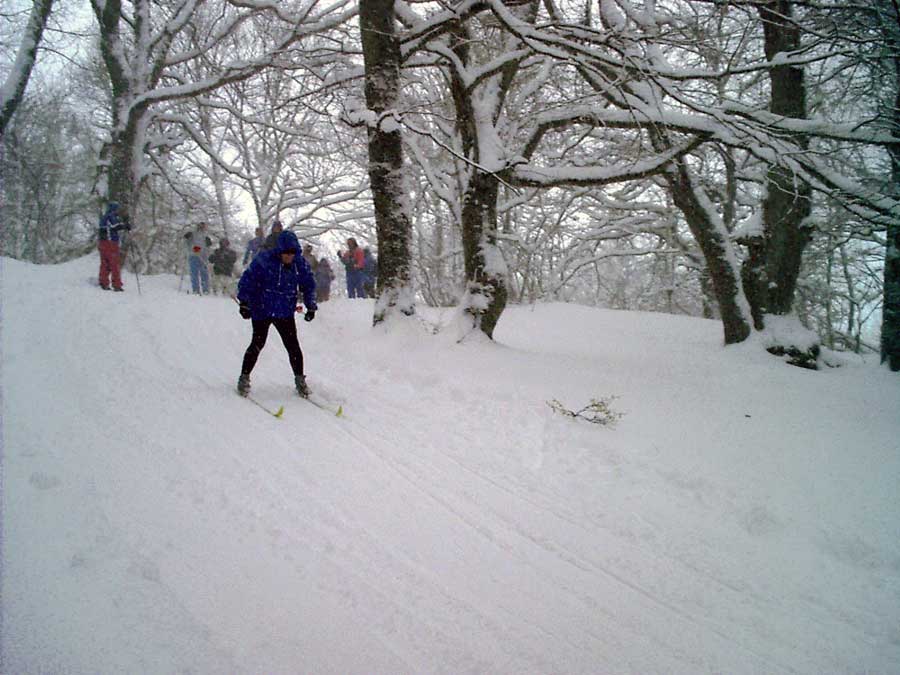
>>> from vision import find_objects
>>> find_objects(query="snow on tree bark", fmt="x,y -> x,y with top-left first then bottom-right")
460,170 -> 508,339
742,1 -> 813,326
359,0 -> 416,325
0,0 -> 55,138
881,5 -> 900,371
90,0 -> 355,215
666,158 -> 752,345
884,213 -> 900,371
441,12 -> 535,340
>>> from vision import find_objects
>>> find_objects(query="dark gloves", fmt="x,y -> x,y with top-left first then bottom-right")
304,309 -> 316,322
239,303 -> 252,319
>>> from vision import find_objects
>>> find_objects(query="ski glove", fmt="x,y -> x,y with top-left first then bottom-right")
239,303 -> 252,319
304,309 -> 316,322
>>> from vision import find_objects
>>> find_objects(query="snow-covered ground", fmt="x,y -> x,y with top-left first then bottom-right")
2,255 -> 898,674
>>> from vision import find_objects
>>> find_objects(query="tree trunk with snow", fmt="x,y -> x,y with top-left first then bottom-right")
105,109 -> 149,213
742,1 -> 813,325
882,83 -> 900,370
666,159 -> 752,344
93,0 -> 144,212
359,0 -> 416,324
444,17 -> 524,340
460,169 -> 508,339
0,0 -> 54,138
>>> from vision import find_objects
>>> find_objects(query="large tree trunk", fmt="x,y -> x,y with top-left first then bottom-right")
882,118 -> 900,370
460,170 -> 508,339
106,112 -> 146,211
743,1 -> 813,323
760,167 -> 812,315
93,0 -> 151,277
881,6 -> 900,371
446,18 -> 520,340
359,0 -> 415,324
666,159 -> 752,344
0,0 -> 54,138
93,0 -> 142,213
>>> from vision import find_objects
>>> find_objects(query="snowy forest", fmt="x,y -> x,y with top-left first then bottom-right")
4,2 -> 900,671
2,0 -> 899,368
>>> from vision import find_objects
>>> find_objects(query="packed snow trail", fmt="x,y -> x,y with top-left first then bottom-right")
3,256 -> 899,673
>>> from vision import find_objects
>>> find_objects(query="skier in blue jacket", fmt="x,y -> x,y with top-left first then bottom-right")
236,230 -> 317,398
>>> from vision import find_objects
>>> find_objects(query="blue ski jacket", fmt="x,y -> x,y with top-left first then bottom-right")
98,203 -> 130,242
237,230 -> 317,320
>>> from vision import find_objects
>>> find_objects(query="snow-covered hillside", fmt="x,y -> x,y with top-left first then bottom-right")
2,255 -> 898,673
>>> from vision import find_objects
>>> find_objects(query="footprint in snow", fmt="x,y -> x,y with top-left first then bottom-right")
129,556 -> 162,583
29,471 -> 61,490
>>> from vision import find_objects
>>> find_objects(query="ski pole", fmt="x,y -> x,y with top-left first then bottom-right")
133,262 -> 142,295
131,237 -> 143,295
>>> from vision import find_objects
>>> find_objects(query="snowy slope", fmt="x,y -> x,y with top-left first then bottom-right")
2,255 -> 899,674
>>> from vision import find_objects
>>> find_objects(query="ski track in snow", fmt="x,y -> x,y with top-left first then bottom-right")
322,363 -> 797,673
2,256 -> 899,674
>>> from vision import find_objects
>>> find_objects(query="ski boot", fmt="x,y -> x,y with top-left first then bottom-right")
237,373 -> 251,397
295,375 -> 310,399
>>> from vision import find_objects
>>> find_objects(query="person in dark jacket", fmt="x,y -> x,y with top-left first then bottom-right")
260,220 -> 283,252
236,230 -> 317,398
315,257 -> 335,302
97,202 -> 132,291
242,227 -> 265,267
209,238 -> 238,296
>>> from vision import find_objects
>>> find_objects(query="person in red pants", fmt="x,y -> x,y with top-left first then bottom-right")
97,202 -> 131,291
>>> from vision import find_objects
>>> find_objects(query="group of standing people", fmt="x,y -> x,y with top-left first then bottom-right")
182,220 -> 282,296
339,237 -> 378,299
174,219 -> 376,302
181,223 -> 243,296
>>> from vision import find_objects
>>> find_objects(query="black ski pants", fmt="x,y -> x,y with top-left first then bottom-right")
241,317 -> 304,377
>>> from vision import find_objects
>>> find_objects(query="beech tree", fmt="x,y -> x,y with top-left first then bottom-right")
574,1 -> 887,346
5,0 -> 895,363
398,0 -> 709,338
170,68 -> 370,240
358,0 -> 416,324
1,87 -> 99,262
90,0 -> 355,215
0,0 -> 55,137
875,0 -> 900,370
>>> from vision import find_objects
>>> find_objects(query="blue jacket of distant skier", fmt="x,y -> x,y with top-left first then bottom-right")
98,202 -> 130,242
237,230 -> 317,320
